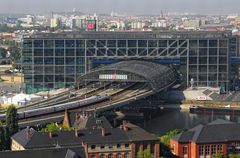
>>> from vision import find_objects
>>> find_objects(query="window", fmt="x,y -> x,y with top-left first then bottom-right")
183,146 -> 188,158
91,145 -> 96,150
198,145 -> 204,156
90,155 -> 96,158
109,144 -> 113,149
108,154 -> 113,158
117,144 -> 121,148
116,153 -> 121,158
100,154 -> 105,158
212,145 -> 216,155
217,144 -> 223,151
206,145 -> 210,155
100,145 -> 105,149
125,144 -> 129,148
124,153 -> 130,158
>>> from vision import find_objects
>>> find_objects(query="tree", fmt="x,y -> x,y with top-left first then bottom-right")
214,151 -> 226,158
6,105 -> 19,136
143,149 -> 153,158
42,123 -> 71,132
229,153 -> 240,158
160,129 -> 181,147
137,150 -> 144,158
137,149 -> 153,158
0,123 -> 5,151
160,129 -> 181,158
5,105 -> 18,150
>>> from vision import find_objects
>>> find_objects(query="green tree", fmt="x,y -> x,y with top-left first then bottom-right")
6,105 -> 18,136
43,123 -> 71,132
214,151 -> 226,158
137,149 -> 153,158
143,149 -> 153,158
137,150 -> 144,158
0,123 -> 5,151
160,129 -> 181,147
5,105 -> 18,150
229,153 -> 240,158
160,129 -> 181,158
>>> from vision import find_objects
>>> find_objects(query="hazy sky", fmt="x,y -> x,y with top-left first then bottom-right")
1,0 -> 240,15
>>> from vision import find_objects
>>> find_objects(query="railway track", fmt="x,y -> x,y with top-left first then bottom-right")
15,82 -> 112,112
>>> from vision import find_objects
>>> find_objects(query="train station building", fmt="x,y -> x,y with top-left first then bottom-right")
22,31 -> 240,93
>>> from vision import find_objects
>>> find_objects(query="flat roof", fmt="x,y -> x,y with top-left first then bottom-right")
24,31 -> 233,40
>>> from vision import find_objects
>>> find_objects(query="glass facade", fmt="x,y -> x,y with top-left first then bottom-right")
23,31 -> 237,93
23,39 -> 85,93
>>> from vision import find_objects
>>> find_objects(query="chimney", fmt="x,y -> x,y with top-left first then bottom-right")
49,132 -> 53,138
75,129 -> 79,137
123,125 -> 128,132
123,120 -> 128,126
26,126 -> 30,139
101,128 -> 105,137
75,113 -> 80,121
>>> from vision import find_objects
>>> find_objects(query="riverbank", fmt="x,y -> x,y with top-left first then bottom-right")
182,100 -> 240,107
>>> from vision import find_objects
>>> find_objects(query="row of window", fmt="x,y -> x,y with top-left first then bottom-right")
90,153 -> 130,158
23,48 -> 229,58
90,144 -> 130,150
24,48 -> 85,56
24,57 -> 85,65
198,144 -> 223,155
24,39 -> 229,48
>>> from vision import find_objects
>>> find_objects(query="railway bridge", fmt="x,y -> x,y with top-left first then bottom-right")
17,60 -> 178,126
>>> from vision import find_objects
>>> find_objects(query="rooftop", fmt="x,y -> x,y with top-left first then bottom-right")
0,147 -> 86,158
25,31 -> 232,40
172,119 -> 240,144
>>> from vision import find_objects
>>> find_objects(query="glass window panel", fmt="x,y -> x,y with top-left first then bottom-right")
199,40 -> 208,47
44,40 -> 54,48
209,40 -> 218,47
189,40 -> 198,47
128,40 -> 137,47
138,40 -> 147,47
65,40 -> 75,47
34,49 -> 43,56
55,40 -> 64,48
44,57 -> 54,65
76,49 -> 85,56
107,40 -> 117,47
148,40 -> 157,47
66,57 -> 75,65
76,40 -> 85,47
55,48 -> 64,56
66,48 -> 75,56
44,48 -> 54,56
34,57 -> 43,65
34,40 -> 43,47
55,58 -> 64,65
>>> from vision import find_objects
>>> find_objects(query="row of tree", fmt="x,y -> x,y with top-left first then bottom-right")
0,105 -> 18,150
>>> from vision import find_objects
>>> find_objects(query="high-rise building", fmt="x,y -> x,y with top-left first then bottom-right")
22,31 -> 239,93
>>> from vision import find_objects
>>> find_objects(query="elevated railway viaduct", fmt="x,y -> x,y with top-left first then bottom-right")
17,60 -> 178,127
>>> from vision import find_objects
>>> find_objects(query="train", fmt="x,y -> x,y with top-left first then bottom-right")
0,94 -> 110,121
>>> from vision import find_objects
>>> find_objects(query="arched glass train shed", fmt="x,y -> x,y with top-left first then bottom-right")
77,60 -> 177,91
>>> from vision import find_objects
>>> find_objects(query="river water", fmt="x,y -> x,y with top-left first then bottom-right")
141,109 -> 240,136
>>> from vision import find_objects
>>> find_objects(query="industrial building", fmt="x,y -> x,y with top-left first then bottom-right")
22,31 -> 239,93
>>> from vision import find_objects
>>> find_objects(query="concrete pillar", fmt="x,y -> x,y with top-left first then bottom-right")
139,143 -> 143,151
154,143 -> 160,158
131,143 -> 136,158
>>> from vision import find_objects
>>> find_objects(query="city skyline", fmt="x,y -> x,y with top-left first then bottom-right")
1,0 -> 240,15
